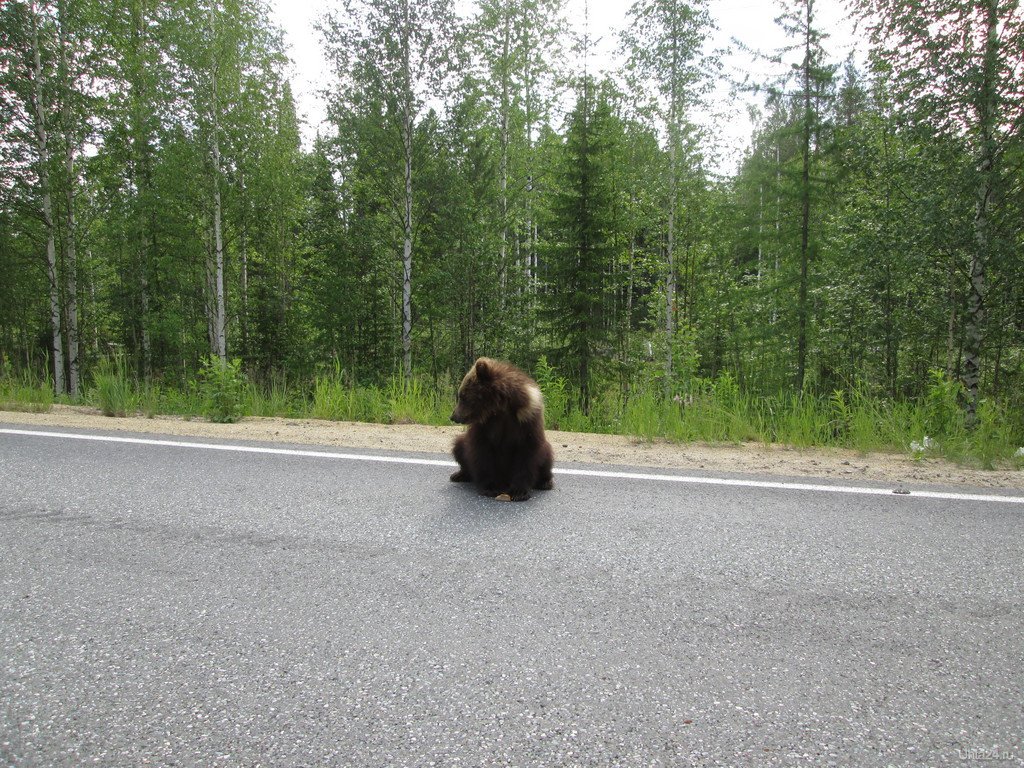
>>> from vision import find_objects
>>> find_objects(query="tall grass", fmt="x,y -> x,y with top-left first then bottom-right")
140,381 -> 204,418
243,371 -> 306,418
312,367 -> 449,425
92,355 -> 136,416
611,370 -> 1022,466
312,375 -> 387,422
386,376 -> 450,425
0,361 -> 54,413
1,361 -> 1020,465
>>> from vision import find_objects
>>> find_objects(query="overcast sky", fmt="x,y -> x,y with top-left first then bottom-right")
268,0 -> 864,173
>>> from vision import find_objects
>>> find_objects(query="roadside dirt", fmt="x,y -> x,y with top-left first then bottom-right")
3,404 -> 1022,490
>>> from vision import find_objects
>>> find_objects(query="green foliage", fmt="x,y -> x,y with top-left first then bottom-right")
0,358 -> 54,413
200,357 -> 247,424
386,377 -> 450,426
311,366 -> 389,423
243,374 -> 305,419
923,369 -> 965,440
542,78 -> 623,409
0,0 -> 1022,464
3,351 -> 1021,465
534,355 -> 569,431
620,381 -> 757,444
930,399 -> 1022,470
139,382 -> 163,419
92,356 -> 136,417
310,368 -> 449,425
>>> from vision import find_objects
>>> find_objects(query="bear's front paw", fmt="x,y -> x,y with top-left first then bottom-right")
450,469 -> 471,483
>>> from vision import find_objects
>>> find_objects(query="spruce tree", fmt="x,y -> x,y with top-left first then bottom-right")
543,78 -> 619,412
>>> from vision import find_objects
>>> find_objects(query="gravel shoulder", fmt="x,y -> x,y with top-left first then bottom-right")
3,404 -> 1022,490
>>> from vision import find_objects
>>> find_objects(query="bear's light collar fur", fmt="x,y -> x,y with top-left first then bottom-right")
517,384 -> 543,423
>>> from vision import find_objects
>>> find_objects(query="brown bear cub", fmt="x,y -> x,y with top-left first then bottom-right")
450,358 -> 555,501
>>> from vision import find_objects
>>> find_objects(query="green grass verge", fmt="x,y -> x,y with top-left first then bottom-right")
0,371 -> 54,413
1,365 -> 1021,467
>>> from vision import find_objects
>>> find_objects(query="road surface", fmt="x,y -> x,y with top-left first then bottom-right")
1,423 -> 1022,766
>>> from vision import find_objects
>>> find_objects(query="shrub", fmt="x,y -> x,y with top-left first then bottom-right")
534,355 -> 569,430
200,356 -> 247,423
924,368 -> 965,439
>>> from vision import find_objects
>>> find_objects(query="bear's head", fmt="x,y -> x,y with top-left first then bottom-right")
450,358 -> 498,424
450,358 -> 544,426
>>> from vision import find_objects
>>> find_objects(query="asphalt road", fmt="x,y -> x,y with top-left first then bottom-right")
1,424 -> 1022,767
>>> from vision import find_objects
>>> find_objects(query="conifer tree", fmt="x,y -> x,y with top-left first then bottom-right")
544,78 -> 620,411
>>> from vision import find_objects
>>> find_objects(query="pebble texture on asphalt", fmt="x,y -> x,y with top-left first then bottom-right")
1,426 -> 1022,766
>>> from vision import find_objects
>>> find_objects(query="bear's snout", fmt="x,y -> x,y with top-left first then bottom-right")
450,407 -> 467,424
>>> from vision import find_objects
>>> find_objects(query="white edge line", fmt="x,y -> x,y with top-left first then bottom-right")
0,427 -> 456,467
3,427 -> 1023,505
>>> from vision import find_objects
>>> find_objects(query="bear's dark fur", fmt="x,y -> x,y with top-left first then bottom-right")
450,358 -> 554,501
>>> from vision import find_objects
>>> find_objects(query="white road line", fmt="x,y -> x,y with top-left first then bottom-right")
3,427 -> 1023,505
0,428 -> 457,467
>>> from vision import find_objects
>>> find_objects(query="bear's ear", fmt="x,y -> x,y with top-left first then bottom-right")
475,358 -> 493,382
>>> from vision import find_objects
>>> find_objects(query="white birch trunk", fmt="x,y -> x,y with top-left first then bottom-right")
523,17 -> 537,292
963,0 -> 999,428
756,183 -> 763,285
666,142 -> 676,391
946,254 -> 958,380
402,136 -> 413,384
30,2 -> 65,395
401,3 -> 413,383
133,0 -> 151,374
626,216 -> 636,368
209,5 -> 226,362
58,0 -> 79,396
795,0 -> 813,392
499,13 -> 510,302
140,253 -> 151,373
212,133 -> 226,362
664,8 -> 682,393
240,169 -> 249,357
63,128 -> 80,396
205,245 -> 217,353
772,143 -> 781,325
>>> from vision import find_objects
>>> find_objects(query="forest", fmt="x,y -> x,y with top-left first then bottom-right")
1,0 -> 1022,462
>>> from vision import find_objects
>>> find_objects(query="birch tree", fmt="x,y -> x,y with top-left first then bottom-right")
622,0 -> 715,392
2,0 -> 102,393
23,1 -> 65,394
855,0 -> 1024,425
322,0 -> 457,383
169,0 -> 286,363
199,0 -> 228,362
53,0 -> 96,395
468,0 -> 564,303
